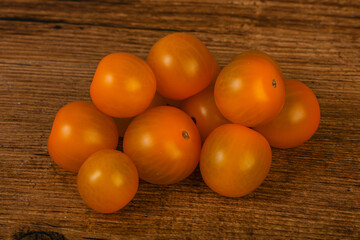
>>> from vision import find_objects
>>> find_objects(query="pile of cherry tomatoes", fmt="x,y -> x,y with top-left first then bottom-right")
48,33 -> 320,213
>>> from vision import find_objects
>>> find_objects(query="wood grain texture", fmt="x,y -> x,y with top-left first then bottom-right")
0,0 -> 359,239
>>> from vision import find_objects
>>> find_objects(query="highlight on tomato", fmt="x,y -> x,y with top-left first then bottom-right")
214,51 -> 285,127
123,106 -> 201,185
181,86 -> 230,142
200,124 -> 272,197
147,32 -> 216,100
254,79 -> 320,148
90,52 -> 156,118
77,149 -> 138,213
47,101 -> 118,172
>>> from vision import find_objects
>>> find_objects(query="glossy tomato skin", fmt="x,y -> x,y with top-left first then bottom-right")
90,52 -> 156,118
48,101 -> 118,172
232,50 -> 284,79
77,149 -> 138,213
181,86 -> 230,142
147,33 -> 215,100
254,79 -> 320,148
200,124 -> 272,197
114,92 -> 168,137
215,54 -> 285,127
123,106 -> 201,184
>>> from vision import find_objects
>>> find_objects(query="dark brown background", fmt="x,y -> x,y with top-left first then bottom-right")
1,0 -> 359,239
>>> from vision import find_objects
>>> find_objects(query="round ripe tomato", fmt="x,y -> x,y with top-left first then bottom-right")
147,33 -> 216,100
48,101 -> 118,172
181,86 -> 230,142
200,124 -> 272,197
77,149 -> 138,213
90,52 -> 156,118
214,53 -> 285,127
123,106 -> 201,184
114,92 -> 168,137
254,79 -> 320,148
232,50 -> 284,78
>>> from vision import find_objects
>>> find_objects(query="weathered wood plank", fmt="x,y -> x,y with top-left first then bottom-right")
0,0 -> 359,239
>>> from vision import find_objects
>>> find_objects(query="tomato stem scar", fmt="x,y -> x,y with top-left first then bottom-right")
182,131 -> 190,139
272,79 -> 277,88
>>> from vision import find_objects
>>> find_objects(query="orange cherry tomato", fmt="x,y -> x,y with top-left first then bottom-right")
90,52 -> 156,118
232,50 -> 284,78
147,33 -> 216,100
181,86 -> 230,142
77,149 -> 138,213
48,101 -> 118,172
123,106 -> 201,184
114,92 -> 168,137
214,52 -> 285,127
254,79 -> 320,148
200,124 -> 272,197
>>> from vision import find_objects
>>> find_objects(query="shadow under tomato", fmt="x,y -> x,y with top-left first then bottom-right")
14,230 -> 66,240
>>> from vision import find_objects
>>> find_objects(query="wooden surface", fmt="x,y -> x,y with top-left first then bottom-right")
1,0 -> 359,239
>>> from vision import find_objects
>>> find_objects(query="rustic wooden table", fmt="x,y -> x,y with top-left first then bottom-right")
1,0 -> 359,239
